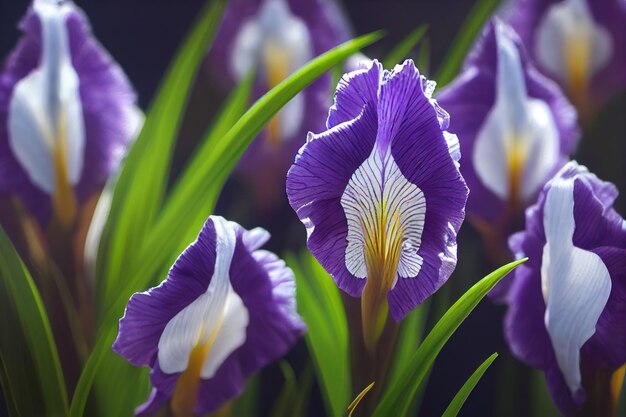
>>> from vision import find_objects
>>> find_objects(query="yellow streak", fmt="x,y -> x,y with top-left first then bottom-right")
361,199 -> 404,353
564,35 -> 591,104
51,114 -> 77,229
507,138 -> 527,206
263,41 -> 290,147
611,364 -> 626,409
171,314 -> 224,417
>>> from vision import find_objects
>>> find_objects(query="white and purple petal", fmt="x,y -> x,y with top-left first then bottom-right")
437,19 -> 578,224
287,59 -> 468,321
502,0 -> 626,109
504,161 -> 626,414
209,0 -> 351,209
113,216 -> 305,415
0,0 -> 141,225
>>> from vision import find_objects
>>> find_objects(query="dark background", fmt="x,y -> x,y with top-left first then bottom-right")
0,1 -> 624,416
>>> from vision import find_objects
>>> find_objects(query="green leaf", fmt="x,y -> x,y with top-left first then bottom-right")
0,227 -> 68,417
384,24 -> 428,68
434,0 -> 500,87
442,353 -> 498,417
287,252 -> 351,417
95,0 -> 227,316
69,326 -> 115,417
373,258 -> 526,417
98,31 -> 384,332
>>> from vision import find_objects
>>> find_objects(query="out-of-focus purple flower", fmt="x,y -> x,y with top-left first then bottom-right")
437,20 -> 578,271
0,0 -> 141,227
502,0 -> 626,117
113,215 -> 305,416
287,59 -> 468,349
210,0 -> 351,209
504,161 -> 626,414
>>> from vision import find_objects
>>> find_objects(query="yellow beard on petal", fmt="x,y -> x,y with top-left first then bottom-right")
263,41 -> 290,148
507,137 -> 528,206
361,201 -> 404,352
564,34 -> 591,104
171,315 -> 224,417
51,113 -> 77,229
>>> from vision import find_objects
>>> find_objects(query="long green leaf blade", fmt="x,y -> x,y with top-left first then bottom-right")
442,353 -> 498,417
287,252 -> 351,417
95,0 -> 227,315
0,227 -> 68,416
434,0 -> 500,87
373,258 -> 526,417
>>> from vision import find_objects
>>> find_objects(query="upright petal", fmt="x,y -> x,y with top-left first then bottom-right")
0,0 -> 141,225
288,59 -> 467,332
504,161 -> 626,414
437,20 -> 577,223
210,0 -> 352,210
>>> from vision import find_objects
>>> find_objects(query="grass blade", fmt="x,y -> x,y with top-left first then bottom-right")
384,24 -> 428,68
287,252 -> 351,417
95,0 -> 227,315
442,353 -> 498,417
373,258 -> 526,417
434,0 -> 500,87
0,227 -> 68,416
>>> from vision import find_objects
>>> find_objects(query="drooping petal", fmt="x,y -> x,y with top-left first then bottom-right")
114,216 -> 305,416
541,176 -> 611,396
504,161 -> 626,414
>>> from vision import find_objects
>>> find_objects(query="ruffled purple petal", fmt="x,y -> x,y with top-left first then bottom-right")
287,105 -> 377,297
113,222 -> 217,366
386,62 -> 468,320
114,216 -> 305,415
288,59 -> 467,321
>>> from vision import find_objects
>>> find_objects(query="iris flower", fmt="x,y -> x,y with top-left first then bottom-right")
437,20 -> 578,269
210,0 -> 350,208
287,60 -> 468,350
503,0 -> 626,116
113,216 -> 305,416
504,161 -> 626,414
0,0 -> 141,227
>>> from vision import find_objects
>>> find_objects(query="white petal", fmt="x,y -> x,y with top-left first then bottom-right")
200,288 -> 249,379
473,23 -> 559,201
157,216 -> 245,375
231,20 -> 262,81
541,177 -> 612,395
341,148 -> 425,282
535,0 -> 613,85
8,0 -> 85,194
242,227 -> 271,251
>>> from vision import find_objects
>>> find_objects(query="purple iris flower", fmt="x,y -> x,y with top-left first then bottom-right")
502,0 -> 626,117
210,0 -> 350,209
504,161 -> 626,414
286,59 -> 468,349
437,20 -> 578,269
113,215 -> 306,416
0,0 -> 141,227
